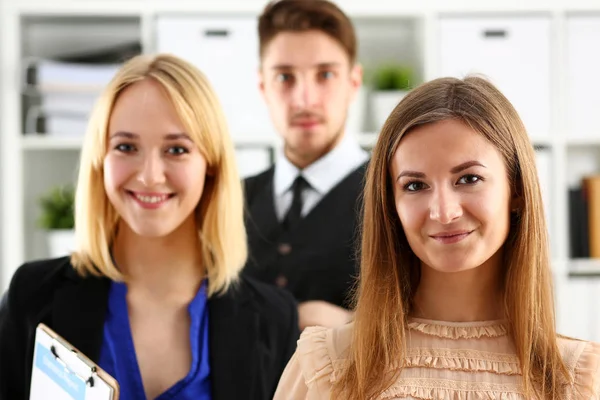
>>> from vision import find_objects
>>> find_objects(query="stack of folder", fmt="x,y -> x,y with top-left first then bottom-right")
23,42 -> 141,137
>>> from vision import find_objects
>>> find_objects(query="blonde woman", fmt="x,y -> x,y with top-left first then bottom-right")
0,54 -> 299,400
275,77 -> 600,399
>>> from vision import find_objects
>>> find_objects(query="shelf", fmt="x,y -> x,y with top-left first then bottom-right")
531,139 -> 554,148
356,133 -> 553,150
9,0 -> 600,16
20,134 -> 390,150
19,132 -> 558,151
566,137 -> 600,147
568,258 -> 600,278
22,135 -> 83,150
21,134 -> 285,150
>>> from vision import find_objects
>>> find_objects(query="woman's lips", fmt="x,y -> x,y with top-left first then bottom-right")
127,190 -> 174,209
430,230 -> 473,244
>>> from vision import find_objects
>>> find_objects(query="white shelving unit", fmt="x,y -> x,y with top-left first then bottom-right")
1,0 -> 600,340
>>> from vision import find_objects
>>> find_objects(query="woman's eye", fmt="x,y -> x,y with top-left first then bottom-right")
457,174 -> 482,185
404,181 -> 426,192
168,146 -> 188,155
115,143 -> 135,152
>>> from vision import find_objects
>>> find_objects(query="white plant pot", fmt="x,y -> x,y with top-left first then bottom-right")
371,90 -> 409,131
47,229 -> 76,258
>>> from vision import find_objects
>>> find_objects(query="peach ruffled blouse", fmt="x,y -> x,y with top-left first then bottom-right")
274,319 -> 600,399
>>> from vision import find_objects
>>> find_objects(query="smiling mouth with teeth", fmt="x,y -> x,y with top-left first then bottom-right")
127,190 -> 174,207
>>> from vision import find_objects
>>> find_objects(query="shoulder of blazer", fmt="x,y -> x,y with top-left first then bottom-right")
237,274 -> 298,319
6,256 -> 76,315
234,275 -> 300,371
218,274 -> 299,343
243,166 -> 275,205
0,256 -> 89,400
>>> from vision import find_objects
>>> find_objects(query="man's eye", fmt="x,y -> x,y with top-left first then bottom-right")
276,73 -> 293,83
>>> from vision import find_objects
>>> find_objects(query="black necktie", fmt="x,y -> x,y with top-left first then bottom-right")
282,175 -> 309,231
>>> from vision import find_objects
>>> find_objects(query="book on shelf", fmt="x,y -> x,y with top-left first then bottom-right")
569,187 -> 590,258
583,176 -> 600,258
569,174 -> 600,259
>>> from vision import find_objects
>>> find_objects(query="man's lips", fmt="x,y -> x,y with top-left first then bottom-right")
292,120 -> 320,128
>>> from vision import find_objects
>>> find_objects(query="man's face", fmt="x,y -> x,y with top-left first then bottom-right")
260,30 -> 362,166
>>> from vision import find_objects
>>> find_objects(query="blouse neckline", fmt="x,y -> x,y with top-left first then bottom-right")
407,317 -> 509,339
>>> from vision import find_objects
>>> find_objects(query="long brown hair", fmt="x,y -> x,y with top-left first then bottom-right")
333,76 -> 570,399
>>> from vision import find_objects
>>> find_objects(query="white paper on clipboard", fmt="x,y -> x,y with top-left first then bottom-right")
29,323 -> 119,400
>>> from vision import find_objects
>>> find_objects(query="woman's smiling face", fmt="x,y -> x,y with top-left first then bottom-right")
390,118 -> 515,274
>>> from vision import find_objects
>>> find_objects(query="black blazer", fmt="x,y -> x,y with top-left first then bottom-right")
0,257 -> 299,400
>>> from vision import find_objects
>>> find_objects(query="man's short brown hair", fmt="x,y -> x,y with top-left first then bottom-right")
258,0 -> 357,64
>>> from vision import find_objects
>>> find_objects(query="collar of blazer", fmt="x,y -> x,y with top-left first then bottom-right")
52,258 -> 260,400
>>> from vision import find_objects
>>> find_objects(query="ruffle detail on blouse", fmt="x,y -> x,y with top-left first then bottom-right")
296,326 -> 335,386
408,318 -> 509,339
378,378 -> 525,400
328,348 -> 521,383
404,348 -> 522,375
566,339 -> 600,399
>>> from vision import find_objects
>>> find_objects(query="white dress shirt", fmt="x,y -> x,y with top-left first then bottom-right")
273,134 -> 369,221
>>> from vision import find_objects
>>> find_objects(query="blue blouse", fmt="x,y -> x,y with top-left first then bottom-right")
98,280 -> 211,400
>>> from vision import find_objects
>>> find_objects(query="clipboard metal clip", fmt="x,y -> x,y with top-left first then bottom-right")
50,341 -> 96,388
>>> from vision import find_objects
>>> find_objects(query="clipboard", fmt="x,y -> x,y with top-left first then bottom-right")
30,323 -> 120,400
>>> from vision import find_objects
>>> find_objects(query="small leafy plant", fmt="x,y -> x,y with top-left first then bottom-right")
371,64 -> 415,91
38,184 -> 75,230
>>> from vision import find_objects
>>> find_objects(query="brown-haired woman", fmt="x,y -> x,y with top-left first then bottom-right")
274,76 -> 600,399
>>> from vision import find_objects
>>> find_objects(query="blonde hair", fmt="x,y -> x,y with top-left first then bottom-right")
333,76 -> 570,399
71,53 -> 247,296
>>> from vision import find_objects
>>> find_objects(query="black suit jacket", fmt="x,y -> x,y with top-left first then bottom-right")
0,257 -> 299,400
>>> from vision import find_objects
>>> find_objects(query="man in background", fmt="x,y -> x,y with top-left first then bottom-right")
243,0 -> 369,330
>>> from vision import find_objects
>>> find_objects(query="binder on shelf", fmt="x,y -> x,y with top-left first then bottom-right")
24,106 -> 88,137
30,323 -> 119,400
22,42 -> 141,93
24,59 -> 122,92
583,175 -> 600,258
569,187 -> 590,259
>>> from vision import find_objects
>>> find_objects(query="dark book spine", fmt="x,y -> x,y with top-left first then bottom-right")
569,187 -> 590,258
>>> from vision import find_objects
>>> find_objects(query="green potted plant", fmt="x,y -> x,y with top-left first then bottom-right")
369,63 -> 415,130
38,184 -> 76,257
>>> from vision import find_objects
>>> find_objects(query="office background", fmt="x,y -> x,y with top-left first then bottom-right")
0,0 -> 599,341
